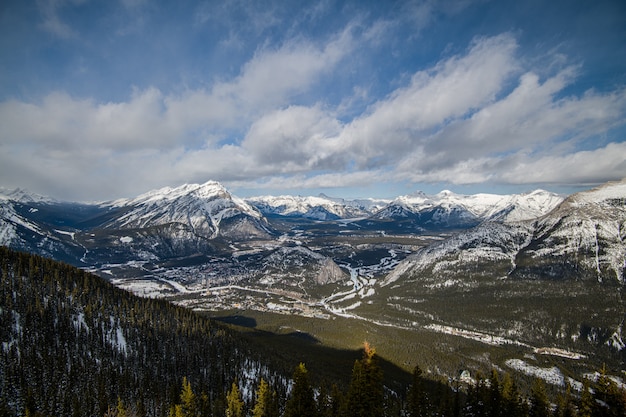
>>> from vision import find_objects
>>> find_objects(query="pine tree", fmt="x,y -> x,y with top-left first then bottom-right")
180,377 -> 197,417
226,381 -> 244,417
284,363 -> 318,417
528,379 -> 550,417
487,369 -> 501,417
116,397 -> 127,417
344,342 -> 384,417
464,372 -> 488,417
253,378 -> 278,417
329,383 -> 344,417
592,365 -> 626,417
500,372 -> 525,417
407,365 -> 427,417
554,382 -> 575,417
578,379 -> 594,417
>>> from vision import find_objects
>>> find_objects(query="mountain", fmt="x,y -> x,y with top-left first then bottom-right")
0,187 -> 56,204
366,189 -> 563,230
375,180 -> 626,360
385,180 -> 625,285
0,181 -> 274,266
246,194 -> 388,220
0,190 -> 88,263
102,180 -> 271,240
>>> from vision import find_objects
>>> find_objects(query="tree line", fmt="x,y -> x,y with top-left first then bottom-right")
1,247 -> 624,416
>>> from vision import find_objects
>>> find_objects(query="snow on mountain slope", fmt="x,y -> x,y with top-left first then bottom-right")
382,179 -> 626,285
372,189 -> 563,225
381,221 -> 534,287
246,194 -> 385,220
103,181 -> 269,239
0,187 -> 56,204
522,179 -> 626,282
0,199 -> 42,246
258,245 -> 346,285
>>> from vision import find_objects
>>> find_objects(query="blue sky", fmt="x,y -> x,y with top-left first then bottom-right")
1,0 -> 625,201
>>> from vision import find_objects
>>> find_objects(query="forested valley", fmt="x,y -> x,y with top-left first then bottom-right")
1,247 -> 624,417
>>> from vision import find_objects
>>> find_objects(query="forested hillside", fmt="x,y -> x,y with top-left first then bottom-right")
0,247 -> 287,416
1,247 -> 625,417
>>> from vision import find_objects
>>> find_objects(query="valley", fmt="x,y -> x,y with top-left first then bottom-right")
1,180 -> 625,392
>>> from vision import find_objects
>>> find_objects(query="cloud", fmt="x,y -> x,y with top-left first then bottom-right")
1,26 -> 625,200
37,0 -> 87,39
338,34 -> 519,166
241,105 -> 342,169
498,142 -> 626,186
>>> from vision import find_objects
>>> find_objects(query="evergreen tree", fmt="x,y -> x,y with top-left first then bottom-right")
464,372 -> 488,417
529,379 -> 550,417
578,379 -> 594,417
500,372 -> 525,417
253,378 -> 279,417
344,342 -> 384,417
180,377 -> 197,417
226,381 -> 244,417
487,369 -> 501,417
284,363 -> 318,417
328,383 -> 344,417
553,383 -> 575,417
592,366 -> 626,417
116,397 -> 128,417
407,365 -> 427,417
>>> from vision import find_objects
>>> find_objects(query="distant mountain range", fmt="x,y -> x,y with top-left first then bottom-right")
0,180 -> 569,294
383,179 -> 626,286
247,189 -> 563,225
0,180 -> 565,266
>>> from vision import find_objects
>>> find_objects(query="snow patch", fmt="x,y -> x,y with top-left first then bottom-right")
505,359 -> 565,386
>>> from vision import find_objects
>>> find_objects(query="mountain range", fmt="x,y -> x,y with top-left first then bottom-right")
1,179 -> 625,384
0,180 -> 564,266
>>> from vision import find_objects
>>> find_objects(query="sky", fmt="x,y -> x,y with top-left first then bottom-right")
1,0 -> 625,201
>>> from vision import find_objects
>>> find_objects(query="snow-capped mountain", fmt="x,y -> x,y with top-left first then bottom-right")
246,194 -> 388,220
516,179 -> 626,282
374,180 -> 626,358
0,187 -> 56,204
0,190 -> 85,263
103,181 -> 270,240
383,179 -> 626,286
370,189 -> 563,229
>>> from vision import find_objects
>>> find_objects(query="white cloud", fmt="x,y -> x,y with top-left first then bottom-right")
334,34 -> 519,166
242,105 -> 342,168
499,142 -> 626,185
1,28 -> 625,200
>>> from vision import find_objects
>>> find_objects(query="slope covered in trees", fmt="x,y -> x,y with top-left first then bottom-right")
0,247 -> 286,416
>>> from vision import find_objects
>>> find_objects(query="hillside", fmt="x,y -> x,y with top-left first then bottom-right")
0,247 -> 287,416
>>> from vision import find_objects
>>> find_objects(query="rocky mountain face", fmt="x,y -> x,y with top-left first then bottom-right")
0,181 -> 273,266
368,189 -> 563,230
246,194 -> 387,220
104,181 -> 269,239
386,180 -> 626,285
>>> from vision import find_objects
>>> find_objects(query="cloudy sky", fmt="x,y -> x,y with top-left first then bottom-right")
1,0 -> 625,201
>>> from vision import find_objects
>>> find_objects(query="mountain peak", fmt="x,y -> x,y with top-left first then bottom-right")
568,178 -> 626,205
0,187 -> 56,204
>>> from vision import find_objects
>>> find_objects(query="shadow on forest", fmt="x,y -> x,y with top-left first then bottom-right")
212,314 -> 419,394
